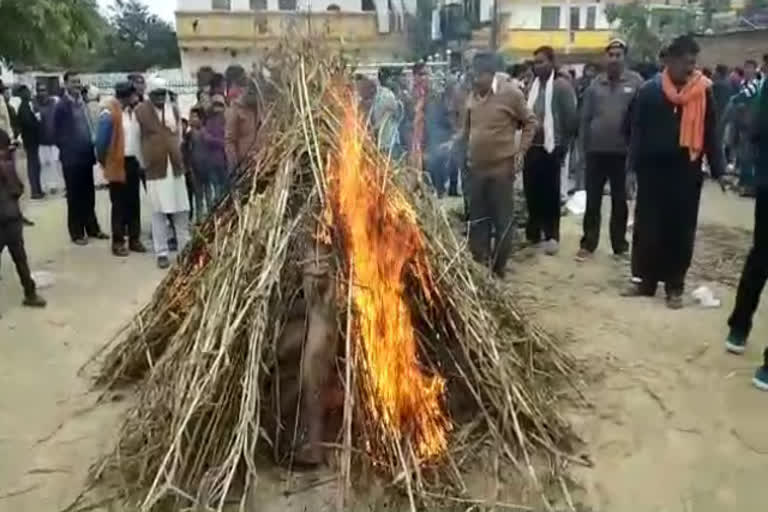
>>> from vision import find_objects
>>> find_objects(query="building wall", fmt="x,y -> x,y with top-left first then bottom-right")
498,1 -> 613,56
177,0 -> 417,13
176,10 -> 409,76
502,2 -> 611,30
696,29 -> 768,67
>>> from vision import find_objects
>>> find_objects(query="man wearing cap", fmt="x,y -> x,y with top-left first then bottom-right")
577,39 -> 643,261
95,82 -> 146,257
457,51 -> 538,278
135,78 -> 191,269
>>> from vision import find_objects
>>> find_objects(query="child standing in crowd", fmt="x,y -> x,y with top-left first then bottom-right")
202,94 -> 228,200
183,107 -> 214,222
0,128 -> 46,309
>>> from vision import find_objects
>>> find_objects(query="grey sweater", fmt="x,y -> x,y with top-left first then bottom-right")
531,75 -> 578,150
580,70 -> 643,155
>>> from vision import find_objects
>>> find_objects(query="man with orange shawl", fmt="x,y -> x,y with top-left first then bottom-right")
624,35 -> 725,309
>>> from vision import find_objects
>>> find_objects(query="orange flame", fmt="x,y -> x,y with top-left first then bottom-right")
326,95 -> 449,460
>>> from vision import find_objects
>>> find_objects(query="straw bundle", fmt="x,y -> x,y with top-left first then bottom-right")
84,40 -> 580,512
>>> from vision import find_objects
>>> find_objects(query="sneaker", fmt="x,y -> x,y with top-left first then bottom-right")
725,330 -> 748,355
753,366 -> 768,391
543,239 -> 559,256
23,293 -> 47,308
157,256 -> 171,269
666,294 -> 684,310
575,248 -> 592,262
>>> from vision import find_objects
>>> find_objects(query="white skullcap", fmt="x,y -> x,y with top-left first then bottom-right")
147,75 -> 168,93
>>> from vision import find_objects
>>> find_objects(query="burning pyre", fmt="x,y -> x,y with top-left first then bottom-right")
83,42 -> 579,512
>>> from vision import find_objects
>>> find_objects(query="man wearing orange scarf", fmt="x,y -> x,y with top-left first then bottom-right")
624,35 -> 725,309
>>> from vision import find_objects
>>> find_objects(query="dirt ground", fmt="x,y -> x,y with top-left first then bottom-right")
1,183 -> 766,511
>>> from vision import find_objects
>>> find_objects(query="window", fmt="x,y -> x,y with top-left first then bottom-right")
278,0 -> 296,9
250,0 -> 266,9
362,0 -> 376,11
586,6 -> 596,29
570,6 -> 580,30
212,0 -> 231,9
540,6 -> 561,30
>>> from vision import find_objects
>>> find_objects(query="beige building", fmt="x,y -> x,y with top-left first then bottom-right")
175,0 -> 415,77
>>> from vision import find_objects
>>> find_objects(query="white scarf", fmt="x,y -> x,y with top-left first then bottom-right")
527,71 -> 555,154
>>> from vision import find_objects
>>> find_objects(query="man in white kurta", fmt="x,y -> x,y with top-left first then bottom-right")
134,78 -> 191,269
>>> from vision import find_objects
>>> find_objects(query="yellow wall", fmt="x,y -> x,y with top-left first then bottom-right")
176,11 -> 406,53
502,29 -> 613,54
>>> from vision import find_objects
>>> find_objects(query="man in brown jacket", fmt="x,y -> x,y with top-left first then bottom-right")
225,78 -> 260,173
460,52 -> 538,278
134,78 -> 191,269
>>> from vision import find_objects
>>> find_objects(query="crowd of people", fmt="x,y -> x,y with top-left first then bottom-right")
358,35 -> 767,391
0,67 -> 261,303
1,35 -> 767,390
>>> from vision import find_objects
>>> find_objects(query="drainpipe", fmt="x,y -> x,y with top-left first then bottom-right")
491,0 -> 499,51
565,0 -> 572,55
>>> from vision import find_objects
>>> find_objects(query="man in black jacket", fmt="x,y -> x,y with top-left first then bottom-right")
725,75 -> 768,391
623,35 -> 725,309
0,128 -> 46,309
17,85 -> 44,199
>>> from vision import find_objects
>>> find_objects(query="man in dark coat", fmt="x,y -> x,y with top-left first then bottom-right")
724,75 -> 768,391
624,35 -> 725,309
16,85 -> 44,199
54,71 -> 107,245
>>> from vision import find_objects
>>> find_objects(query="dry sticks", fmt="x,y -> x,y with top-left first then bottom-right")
85,41 -> 580,512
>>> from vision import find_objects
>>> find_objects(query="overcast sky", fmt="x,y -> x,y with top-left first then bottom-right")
98,0 -> 176,24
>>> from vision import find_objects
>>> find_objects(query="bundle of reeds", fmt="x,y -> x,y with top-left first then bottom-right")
84,40 -> 581,512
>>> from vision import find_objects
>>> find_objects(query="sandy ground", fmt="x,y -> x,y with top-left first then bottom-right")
1,182 -> 766,511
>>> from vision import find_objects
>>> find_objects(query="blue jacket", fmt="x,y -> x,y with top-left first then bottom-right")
53,95 -> 95,169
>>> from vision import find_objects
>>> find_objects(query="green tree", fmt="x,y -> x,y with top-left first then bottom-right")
0,0 -> 101,68
605,2 -> 697,63
97,0 -> 181,72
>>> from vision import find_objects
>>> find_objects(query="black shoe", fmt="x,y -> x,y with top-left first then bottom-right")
22,216 -> 34,227
621,283 -> 655,297
168,237 -> 178,252
112,244 -> 130,257
92,232 -> 110,240
157,256 -> 171,269
129,240 -> 148,253
72,237 -> 89,246
666,294 -> 684,310
23,293 -> 47,308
